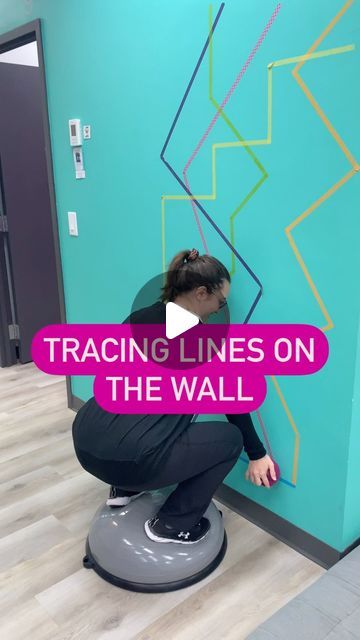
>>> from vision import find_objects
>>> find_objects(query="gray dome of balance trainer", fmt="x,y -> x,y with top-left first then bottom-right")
82,486 -> 227,593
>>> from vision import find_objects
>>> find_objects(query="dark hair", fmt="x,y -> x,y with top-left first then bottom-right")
160,249 -> 231,303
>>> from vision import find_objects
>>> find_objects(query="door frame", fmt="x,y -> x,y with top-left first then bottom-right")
0,19 -> 72,407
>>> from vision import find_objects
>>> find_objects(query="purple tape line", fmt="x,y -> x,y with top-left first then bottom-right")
161,3 -> 281,323
183,3 -> 281,258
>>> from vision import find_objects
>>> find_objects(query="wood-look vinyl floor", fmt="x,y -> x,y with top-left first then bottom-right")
0,362 -> 325,639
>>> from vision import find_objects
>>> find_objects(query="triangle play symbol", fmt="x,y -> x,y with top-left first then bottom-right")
166,302 -> 199,340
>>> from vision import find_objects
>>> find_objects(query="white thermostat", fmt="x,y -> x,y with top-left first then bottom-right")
69,119 -> 82,146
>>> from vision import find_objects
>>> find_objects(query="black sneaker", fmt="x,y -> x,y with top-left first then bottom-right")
106,485 -> 147,507
144,516 -> 210,544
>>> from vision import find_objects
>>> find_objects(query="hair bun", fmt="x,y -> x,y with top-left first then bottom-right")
184,248 -> 199,263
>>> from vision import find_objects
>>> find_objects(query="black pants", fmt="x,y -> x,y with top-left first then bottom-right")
75,419 -> 244,530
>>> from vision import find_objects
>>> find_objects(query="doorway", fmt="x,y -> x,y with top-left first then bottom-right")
0,21 -> 67,381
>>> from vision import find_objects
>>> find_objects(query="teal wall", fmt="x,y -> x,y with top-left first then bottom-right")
1,0 -> 359,552
343,316 -> 360,546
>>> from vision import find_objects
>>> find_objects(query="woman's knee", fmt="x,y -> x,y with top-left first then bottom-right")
226,421 -> 244,456
204,420 -> 243,458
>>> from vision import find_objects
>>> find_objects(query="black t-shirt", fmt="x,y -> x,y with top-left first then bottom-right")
72,301 -> 267,465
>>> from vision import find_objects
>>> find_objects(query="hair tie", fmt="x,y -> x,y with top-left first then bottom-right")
184,248 -> 199,263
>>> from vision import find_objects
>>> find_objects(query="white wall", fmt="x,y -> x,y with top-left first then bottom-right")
0,41 -> 38,67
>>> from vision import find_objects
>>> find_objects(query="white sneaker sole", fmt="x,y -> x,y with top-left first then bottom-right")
106,490 -> 147,507
144,519 -> 207,544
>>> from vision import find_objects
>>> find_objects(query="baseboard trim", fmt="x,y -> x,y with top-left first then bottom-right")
69,393 -> 360,569
214,483 -> 360,569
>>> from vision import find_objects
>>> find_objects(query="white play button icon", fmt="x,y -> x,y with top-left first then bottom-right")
166,302 -> 199,339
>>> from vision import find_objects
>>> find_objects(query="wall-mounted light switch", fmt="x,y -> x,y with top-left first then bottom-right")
68,211 -> 78,236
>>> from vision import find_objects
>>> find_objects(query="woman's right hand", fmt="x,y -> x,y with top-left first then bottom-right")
245,455 -> 276,488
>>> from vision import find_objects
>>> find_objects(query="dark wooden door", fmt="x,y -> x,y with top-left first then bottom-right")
0,61 -> 61,364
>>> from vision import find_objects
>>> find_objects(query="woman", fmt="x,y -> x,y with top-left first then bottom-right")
72,248 -> 276,545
